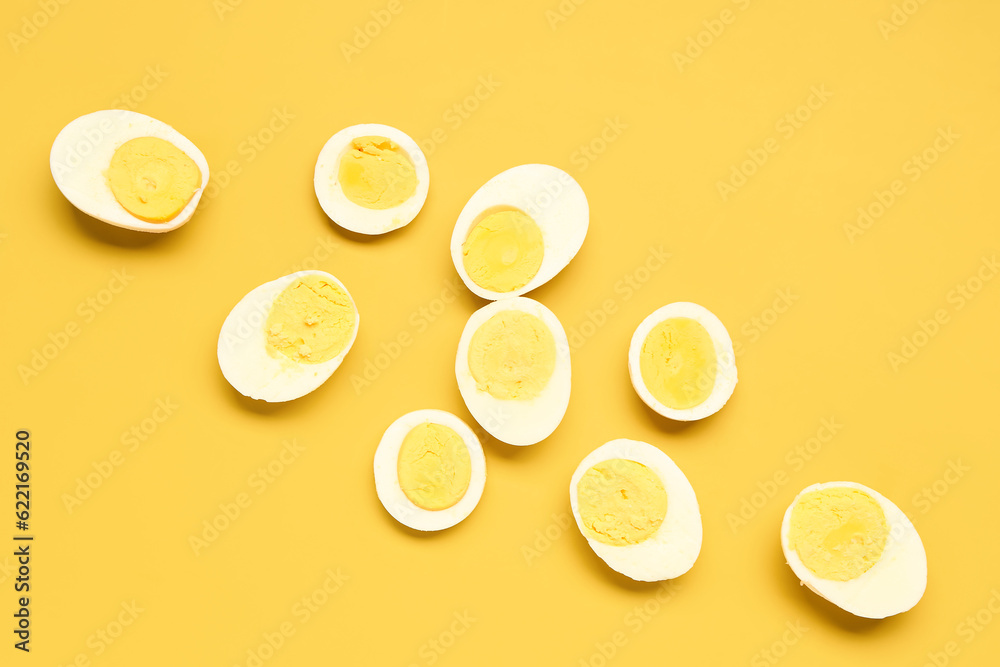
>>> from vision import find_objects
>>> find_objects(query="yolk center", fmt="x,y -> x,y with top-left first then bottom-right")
577,459 -> 668,546
467,310 -> 556,400
107,136 -> 201,222
265,275 -> 356,364
462,209 -> 544,292
337,136 -> 417,210
397,423 -> 472,511
639,317 -> 717,410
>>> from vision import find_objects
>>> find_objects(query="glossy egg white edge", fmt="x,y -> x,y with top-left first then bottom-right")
313,123 -> 430,235
373,409 -> 487,531
217,270 -> 359,403
780,481 -> 928,619
627,302 -> 738,421
455,297 -> 571,446
569,439 -> 703,582
449,164 -> 589,300
50,109 -> 210,233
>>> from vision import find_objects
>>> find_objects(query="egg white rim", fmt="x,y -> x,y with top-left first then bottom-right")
50,109 -> 210,233
217,270 -> 359,403
780,481 -> 928,619
313,123 -> 429,235
628,302 -> 737,421
455,297 -> 571,446
373,409 -> 487,531
569,439 -> 703,582
450,164 -> 589,300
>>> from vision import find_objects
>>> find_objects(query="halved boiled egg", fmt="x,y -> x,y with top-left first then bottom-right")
628,302 -> 737,421
50,110 -> 209,233
455,297 -> 571,446
450,164 -> 588,300
217,270 -> 359,402
780,481 -> 927,619
374,409 -> 486,531
314,123 -> 429,234
570,439 -> 702,582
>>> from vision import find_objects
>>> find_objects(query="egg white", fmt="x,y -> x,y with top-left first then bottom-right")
374,409 -> 487,531
50,109 -> 209,233
570,439 -> 703,582
455,297 -> 571,446
780,481 -> 927,619
314,123 -> 429,235
628,302 -> 737,421
450,164 -> 589,300
217,270 -> 359,402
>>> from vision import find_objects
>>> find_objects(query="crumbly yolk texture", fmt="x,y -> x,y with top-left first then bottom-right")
577,459 -> 668,546
788,488 -> 889,581
107,136 -> 201,222
640,317 -> 717,410
337,136 -> 417,209
468,311 -> 555,400
462,209 -> 544,292
264,276 -> 355,364
396,423 -> 472,511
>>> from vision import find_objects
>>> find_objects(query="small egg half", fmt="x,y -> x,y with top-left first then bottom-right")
628,302 -> 737,421
780,481 -> 927,619
455,297 -> 571,446
314,123 -> 429,234
50,110 -> 209,233
217,270 -> 359,402
374,409 -> 486,531
450,164 -> 588,300
570,439 -> 703,582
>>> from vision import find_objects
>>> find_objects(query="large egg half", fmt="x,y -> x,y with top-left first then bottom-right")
570,439 -> 702,582
50,110 -> 209,233
780,481 -> 927,619
217,270 -> 359,402
450,164 -> 588,300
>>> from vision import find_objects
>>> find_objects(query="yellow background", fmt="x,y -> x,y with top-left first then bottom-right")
3,0 -> 999,665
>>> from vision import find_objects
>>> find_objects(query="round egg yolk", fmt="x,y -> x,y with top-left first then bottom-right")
577,459 -> 668,546
107,136 -> 202,222
264,275 -> 356,364
396,423 -> 472,511
468,310 -> 556,400
462,209 -> 544,293
640,317 -> 717,410
337,136 -> 417,209
788,488 -> 889,581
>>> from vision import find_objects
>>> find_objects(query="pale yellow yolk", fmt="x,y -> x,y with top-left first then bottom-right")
467,310 -> 555,400
396,423 -> 472,511
337,136 -> 417,209
577,459 -> 668,546
462,209 -> 544,292
264,275 -> 355,364
107,136 -> 201,222
788,488 -> 889,581
640,317 -> 717,410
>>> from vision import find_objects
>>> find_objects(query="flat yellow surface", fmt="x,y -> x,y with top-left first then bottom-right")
2,0 -> 999,665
